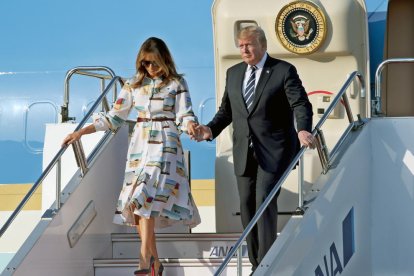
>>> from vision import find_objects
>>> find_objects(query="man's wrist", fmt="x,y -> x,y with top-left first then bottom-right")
206,126 -> 213,141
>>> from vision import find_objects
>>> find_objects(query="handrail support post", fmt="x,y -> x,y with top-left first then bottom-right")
315,129 -> 330,174
298,155 -> 304,209
237,245 -> 243,276
342,93 -> 355,124
73,139 -> 89,176
56,158 -> 62,209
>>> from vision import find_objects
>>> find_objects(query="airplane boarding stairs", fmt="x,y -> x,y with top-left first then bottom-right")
252,117 -> 414,275
3,67 -> 414,275
5,117 -> 414,275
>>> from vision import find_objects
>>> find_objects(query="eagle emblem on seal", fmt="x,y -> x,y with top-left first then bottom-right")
290,15 -> 314,42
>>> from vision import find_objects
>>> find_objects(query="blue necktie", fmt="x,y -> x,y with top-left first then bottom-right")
243,65 -> 257,112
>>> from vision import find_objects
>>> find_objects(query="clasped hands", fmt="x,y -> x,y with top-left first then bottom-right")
187,121 -> 212,142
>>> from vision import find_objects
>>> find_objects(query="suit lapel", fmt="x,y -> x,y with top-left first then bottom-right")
234,64 -> 250,114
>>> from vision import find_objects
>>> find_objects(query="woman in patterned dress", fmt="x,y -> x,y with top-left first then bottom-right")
63,37 -> 200,275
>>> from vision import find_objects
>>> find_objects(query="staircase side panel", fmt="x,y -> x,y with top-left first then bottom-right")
6,125 -> 129,276
371,118 -> 414,275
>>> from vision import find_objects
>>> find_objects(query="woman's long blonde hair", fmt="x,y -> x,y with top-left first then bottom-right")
132,37 -> 182,88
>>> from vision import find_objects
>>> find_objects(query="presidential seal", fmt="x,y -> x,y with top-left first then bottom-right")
275,1 -> 327,54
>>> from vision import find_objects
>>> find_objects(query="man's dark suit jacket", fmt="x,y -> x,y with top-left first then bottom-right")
207,56 -> 313,176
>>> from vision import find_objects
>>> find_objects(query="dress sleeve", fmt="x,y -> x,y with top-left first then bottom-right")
174,78 -> 198,133
92,83 -> 133,132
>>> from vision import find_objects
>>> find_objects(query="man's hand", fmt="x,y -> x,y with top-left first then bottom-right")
298,130 -> 315,149
190,124 -> 213,142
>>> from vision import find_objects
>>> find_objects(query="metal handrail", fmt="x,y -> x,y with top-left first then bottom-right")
0,75 -> 123,238
314,72 -> 365,173
373,58 -> 414,115
214,71 -> 365,275
61,66 -> 118,122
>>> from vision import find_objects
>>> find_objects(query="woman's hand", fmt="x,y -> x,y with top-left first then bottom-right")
187,121 -> 199,138
61,124 -> 96,147
62,131 -> 82,147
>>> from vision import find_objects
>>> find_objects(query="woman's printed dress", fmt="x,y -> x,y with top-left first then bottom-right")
93,75 -> 200,228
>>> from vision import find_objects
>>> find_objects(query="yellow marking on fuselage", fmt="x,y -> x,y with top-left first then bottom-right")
0,184 -> 42,211
191,179 -> 215,206
0,179 -> 216,211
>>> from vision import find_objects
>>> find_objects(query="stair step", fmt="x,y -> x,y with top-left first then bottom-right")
94,258 -> 252,276
111,232 -> 243,241
111,233 -> 248,259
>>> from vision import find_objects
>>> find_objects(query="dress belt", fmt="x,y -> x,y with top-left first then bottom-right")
137,117 -> 174,122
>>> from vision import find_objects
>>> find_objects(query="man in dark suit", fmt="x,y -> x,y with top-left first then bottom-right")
194,26 -> 314,272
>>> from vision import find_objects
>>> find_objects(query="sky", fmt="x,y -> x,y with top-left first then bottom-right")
0,0 -> 214,73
